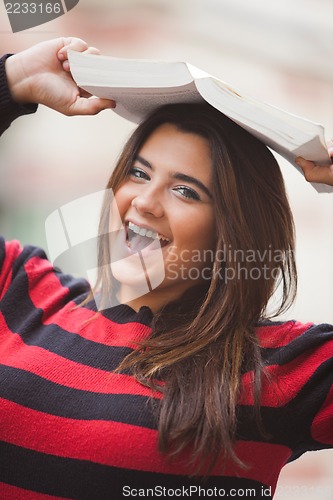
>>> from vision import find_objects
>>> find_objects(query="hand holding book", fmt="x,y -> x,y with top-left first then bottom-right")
5,38 -> 115,116
296,148 -> 333,187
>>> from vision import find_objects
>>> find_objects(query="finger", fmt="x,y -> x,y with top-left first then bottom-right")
295,157 -> 315,170
62,60 -> 70,72
83,47 -> 101,56
57,37 -> 89,61
59,45 -> 100,72
61,37 -> 89,52
67,96 -> 116,116
296,157 -> 333,185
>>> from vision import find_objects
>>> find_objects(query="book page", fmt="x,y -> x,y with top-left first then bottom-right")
81,84 -> 204,123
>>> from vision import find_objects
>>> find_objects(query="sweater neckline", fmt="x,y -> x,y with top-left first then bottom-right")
100,302 -> 153,326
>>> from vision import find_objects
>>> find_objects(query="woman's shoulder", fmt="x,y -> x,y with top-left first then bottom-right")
248,319 -> 333,450
1,237 -> 47,265
0,237 -> 90,305
256,318 -> 333,363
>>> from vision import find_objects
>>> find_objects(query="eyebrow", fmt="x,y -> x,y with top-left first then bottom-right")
135,155 -> 212,199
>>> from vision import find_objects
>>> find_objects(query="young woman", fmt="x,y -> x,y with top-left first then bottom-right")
0,38 -> 332,499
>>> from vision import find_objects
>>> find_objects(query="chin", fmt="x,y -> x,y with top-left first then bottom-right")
110,252 -> 166,297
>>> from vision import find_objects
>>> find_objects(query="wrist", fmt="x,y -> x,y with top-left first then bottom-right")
5,53 -> 33,104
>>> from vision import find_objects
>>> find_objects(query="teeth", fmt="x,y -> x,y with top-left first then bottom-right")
128,221 -> 169,242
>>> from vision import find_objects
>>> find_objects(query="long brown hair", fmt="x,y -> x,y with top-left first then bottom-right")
92,103 -> 297,474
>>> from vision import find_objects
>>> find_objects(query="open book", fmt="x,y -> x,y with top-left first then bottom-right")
68,51 -> 332,194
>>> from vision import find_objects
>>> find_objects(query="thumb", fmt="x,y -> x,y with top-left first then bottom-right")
67,97 -> 116,116
296,156 -> 333,185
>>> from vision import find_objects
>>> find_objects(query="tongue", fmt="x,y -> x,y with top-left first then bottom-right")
129,233 -> 155,253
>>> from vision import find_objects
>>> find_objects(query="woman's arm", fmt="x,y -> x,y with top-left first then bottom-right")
4,37 -> 115,117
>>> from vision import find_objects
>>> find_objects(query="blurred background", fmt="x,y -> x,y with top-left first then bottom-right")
0,0 -> 332,498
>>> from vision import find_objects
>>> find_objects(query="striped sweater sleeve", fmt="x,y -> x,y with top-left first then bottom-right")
295,322 -> 333,450
255,320 -> 333,456
0,237 -> 91,307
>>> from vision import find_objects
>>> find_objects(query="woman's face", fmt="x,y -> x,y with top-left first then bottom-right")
110,123 -> 216,311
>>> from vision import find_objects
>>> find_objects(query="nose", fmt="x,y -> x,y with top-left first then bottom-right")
131,190 -> 164,218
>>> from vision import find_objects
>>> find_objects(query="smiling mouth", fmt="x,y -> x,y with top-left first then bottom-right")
126,221 -> 170,252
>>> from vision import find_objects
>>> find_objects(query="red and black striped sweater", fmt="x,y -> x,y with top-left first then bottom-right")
0,55 -> 333,499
